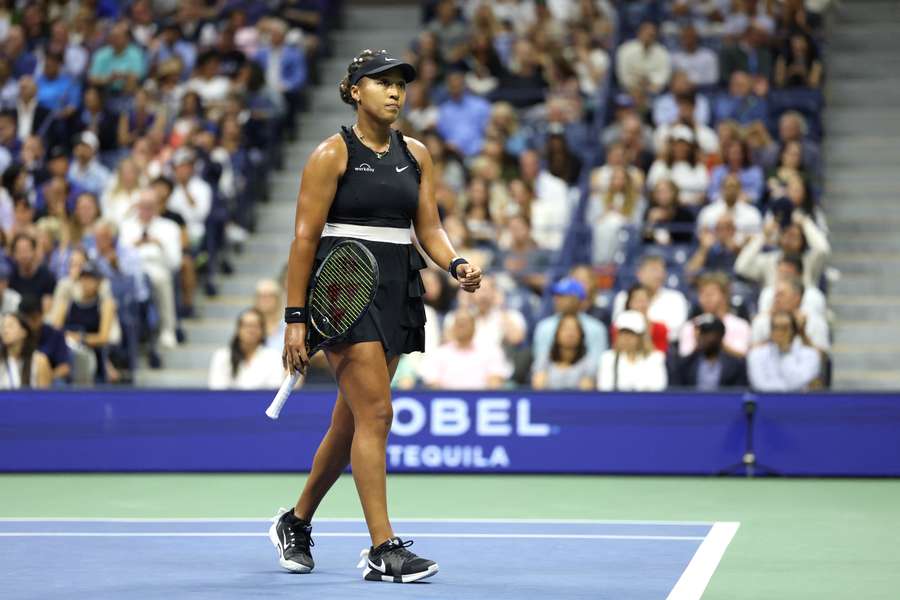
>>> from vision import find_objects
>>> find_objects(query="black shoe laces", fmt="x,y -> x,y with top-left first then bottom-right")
381,538 -> 414,559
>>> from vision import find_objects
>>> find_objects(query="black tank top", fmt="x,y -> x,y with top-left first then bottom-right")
328,126 -> 421,229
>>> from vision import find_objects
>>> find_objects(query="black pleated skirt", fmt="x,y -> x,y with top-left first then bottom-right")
314,236 -> 427,358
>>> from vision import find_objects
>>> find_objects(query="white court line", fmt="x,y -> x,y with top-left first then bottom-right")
666,521 -> 740,600
0,517 -> 715,526
0,532 -> 705,541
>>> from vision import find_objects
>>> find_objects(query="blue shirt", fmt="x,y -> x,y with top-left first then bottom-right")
36,73 -> 82,111
714,93 -> 768,125
437,94 -> 491,157
38,323 -> 71,371
89,44 -> 146,90
708,165 -> 765,203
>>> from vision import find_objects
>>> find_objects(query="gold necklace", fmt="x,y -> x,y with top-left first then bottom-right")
354,124 -> 391,159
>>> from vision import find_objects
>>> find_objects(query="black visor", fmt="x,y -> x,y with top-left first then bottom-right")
349,53 -> 417,86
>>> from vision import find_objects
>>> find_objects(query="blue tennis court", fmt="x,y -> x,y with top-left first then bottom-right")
0,517 -> 738,599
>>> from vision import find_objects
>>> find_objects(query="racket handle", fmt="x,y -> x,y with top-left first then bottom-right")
266,371 -> 305,420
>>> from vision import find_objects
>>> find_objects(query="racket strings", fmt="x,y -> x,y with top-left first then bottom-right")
309,245 -> 377,338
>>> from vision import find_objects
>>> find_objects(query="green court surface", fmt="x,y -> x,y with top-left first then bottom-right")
2,474 -> 897,599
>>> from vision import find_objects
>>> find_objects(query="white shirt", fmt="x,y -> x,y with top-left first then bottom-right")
597,349 -> 668,391
119,216 -> 183,272
747,339 -> 821,392
646,160 -> 710,206
207,346 -> 285,390
653,122 -> 720,156
613,287 -> 689,342
186,76 -> 231,105
671,48 -> 719,86
615,39 -> 672,94
1,287 -> 21,313
696,200 -> 762,245
418,341 -> 512,389
531,171 -> 574,251
751,312 -> 831,352
16,98 -> 38,140
101,185 -> 142,225
168,177 -> 213,245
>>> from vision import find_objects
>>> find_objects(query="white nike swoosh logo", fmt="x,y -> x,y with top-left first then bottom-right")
395,165 -> 409,172
368,558 -> 386,572
291,311 -> 304,317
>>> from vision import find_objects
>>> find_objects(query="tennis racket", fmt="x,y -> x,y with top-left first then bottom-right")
266,239 -> 380,419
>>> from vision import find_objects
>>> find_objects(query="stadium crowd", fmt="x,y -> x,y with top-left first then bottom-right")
0,0 -> 834,394
0,0 -> 333,388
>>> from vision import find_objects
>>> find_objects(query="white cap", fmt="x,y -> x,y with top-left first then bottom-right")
615,310 -> 647,335
670,124 -> 694,143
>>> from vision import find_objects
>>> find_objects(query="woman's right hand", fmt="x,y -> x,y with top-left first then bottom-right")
283,323 -> 309,375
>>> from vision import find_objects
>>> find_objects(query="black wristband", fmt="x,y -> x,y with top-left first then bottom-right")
284,307 -> 307,324
449,257 -> 469,280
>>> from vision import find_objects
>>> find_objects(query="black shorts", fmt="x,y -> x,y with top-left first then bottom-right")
313,236 -> 427,359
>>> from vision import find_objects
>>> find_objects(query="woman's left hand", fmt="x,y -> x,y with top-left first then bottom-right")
456,263 -> 482,293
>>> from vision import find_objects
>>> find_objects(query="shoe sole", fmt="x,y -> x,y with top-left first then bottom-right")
268,521 -> 313,574
363,564 -> 439,583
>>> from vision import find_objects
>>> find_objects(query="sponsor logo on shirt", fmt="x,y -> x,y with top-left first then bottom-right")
354,163 -> 375,172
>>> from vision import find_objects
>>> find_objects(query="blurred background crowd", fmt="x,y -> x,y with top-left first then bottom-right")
0,0 -> 834,393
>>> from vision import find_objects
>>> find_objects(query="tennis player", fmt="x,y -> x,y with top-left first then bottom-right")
271,49 -> 481,583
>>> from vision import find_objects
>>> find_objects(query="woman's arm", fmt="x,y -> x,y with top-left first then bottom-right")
282,135 -> 345,374
808,60 -> 823,88
407,137 -> 482,291
33,352 -> 52,388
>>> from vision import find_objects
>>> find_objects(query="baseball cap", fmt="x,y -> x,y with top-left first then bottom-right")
75,131 -> 100,152
349,53 -> 417,86
670,124 -> 694,143
551,277 -> 586,300
48,145 -> 68,161
695,313 -> 725,335
615,310 -> 647,335
172,147 -> 195,166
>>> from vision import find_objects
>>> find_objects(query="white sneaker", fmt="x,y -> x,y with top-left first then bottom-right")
159,330 -> 178,348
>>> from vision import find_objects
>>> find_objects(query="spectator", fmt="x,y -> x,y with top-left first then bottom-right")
708,139 -> 765,203
669,313 -> 748,390
72,86 -> 118,153
642,179 -> 696,246
436,69 -> 492,158
652,92 -> 721,157
652,70 -> 711,127
497,214 -> 552,295
646,125 -> 710,206
0,260 -> 21,312
55,260 -> 120,383
4,26 -> 37,78
254,278 -> 285,349
767,111 -> 821,184
697,173 -> 762,243
117,88 -> 161,149
532,277 -> 608,369
0,58 -> 18,110
67,132 -> 111,197
590,142 -> 645,198
88,20 -> 146,94
714,71 -> 768,126
426,0 -> 469,63
747,310 -> 821,391
613,254 -> 689,341
774,32 -> 822,89
186,51 -> 232,115
597,310 -> 668,391
615,21 -> 672,95
519,149 -> 573,252
735,212 -> 830,289
531,314 -> 595,390
612,284 -> 669,353
167,147 -> 213,249
751,277 -> 830,353
451,275 -> 527,355
36,51 -> 81,118
46,20 -> 89,79
119,189 -> 181,349
18,293 -> 72,382
757,254 -> 827,320
14,76 -> 53,141
685,213 -> 742,277
719,25 -> 773,84
419,309 -> 511,389
255,18 -> 307,139
588,166 -> 644,264
680,272 -> 752,356
671,25 -> 719,87
101,157 -> 143,225
765,140 -> 806,201
406,83 -> 439,134
0,312 -> 51,389
766,173 -> 827,233
207,307 -> 284,390
8,232 -> 56,310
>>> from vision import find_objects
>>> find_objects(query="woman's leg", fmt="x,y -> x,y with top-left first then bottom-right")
324,341 -> 398,546
293,348 -> 399,523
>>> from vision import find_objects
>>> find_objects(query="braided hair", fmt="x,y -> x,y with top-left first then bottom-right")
339,49 -> 390,109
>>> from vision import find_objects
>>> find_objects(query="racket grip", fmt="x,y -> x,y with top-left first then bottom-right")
266,371 -> 304,420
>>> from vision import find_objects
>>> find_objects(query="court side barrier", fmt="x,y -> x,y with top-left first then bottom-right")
1,390 -> 898,476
